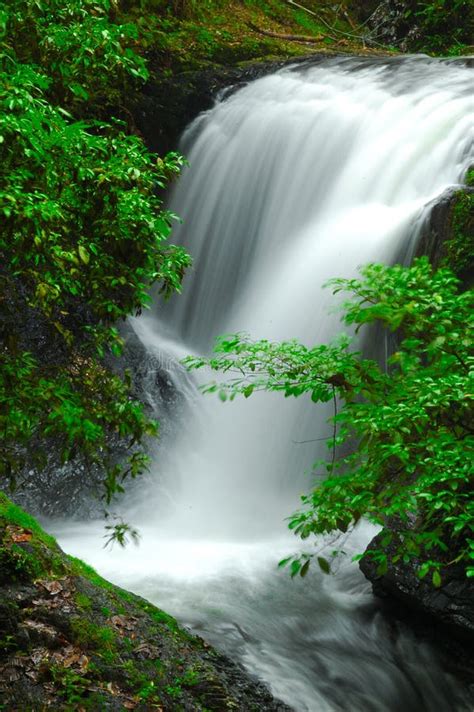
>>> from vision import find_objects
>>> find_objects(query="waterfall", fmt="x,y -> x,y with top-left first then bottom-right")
54,56 -> 474,711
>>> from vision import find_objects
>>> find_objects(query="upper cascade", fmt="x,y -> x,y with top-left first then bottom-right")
163,56 -> 473,351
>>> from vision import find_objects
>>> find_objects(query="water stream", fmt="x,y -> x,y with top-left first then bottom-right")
53,56 -> 474,711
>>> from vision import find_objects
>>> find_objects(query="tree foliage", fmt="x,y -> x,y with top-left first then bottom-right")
0,1 -> 190,509
367,0 -> 474,54
186,258 -> 474,582
409,0 -> 474,53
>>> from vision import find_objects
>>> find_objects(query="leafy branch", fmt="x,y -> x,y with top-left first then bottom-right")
185,258 -> 474,582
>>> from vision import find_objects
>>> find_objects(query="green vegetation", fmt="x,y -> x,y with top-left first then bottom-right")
120,0 -> 383,71
134,0 -> 473,64
372,0 -> 474,55
444,170 -> 474,281
0,1 -> 191,514
186,258 -> 474,582
409,0 -> 474,55
0,492 -> 66,581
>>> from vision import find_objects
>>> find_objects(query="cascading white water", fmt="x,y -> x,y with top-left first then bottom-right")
54,57 -> 474,711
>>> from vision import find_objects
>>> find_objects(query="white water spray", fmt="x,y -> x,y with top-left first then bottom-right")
55,57 -> 473,711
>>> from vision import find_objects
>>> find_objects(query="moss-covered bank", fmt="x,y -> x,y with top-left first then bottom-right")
0,494 -> 290,711
415,167 -> 474,285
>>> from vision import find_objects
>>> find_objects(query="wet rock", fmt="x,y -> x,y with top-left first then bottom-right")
4,319 -> 186,520
0,494 -> 292,711
415,184 -> 474,287
360,530 -> 474,684
415,186 -> 473,276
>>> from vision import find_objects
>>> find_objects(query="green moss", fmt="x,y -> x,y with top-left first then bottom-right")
49,665 -> 90,706
465,167 -> 474,187
444,182 -> 474,278
4,543 -> 42,579
137,680 -> 160,701
165,682 -> 184,698
0,492 -> 69,582
68,556 -> 118,593
0,492 -> 57,549
146,606 -> 180,632
75,592 -> 93,611
180,666 -> 201,687
122,0 -> 379,74
70,618 -> 116,651
0,631 -> 20,656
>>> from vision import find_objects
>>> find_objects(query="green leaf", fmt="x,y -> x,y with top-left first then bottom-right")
78,246 -> 90,265
290,560 -> 301,578
300,560 -> 310,577
317,557 -> 330,575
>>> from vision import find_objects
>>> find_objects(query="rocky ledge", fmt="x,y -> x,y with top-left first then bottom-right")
0,493 -> 290,711
360,530 -> 474,681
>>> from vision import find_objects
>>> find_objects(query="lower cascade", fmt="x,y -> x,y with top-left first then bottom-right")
54,57 -> 474,711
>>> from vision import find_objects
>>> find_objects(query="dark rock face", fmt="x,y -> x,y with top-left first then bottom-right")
8,321 -> 186,520
360,531 -> 474,685
360,531 -> 474,640
415,186 -> 474,275
415,189 -> 459,266
135,54 -> 333,155
416,185 -> 474,288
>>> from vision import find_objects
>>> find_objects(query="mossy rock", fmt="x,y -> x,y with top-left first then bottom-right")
444,170 -> 474,283
415,169 -> 474,288
0,493 -> 290,711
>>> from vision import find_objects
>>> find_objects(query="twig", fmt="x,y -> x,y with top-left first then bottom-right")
292,436 -> 333,444
247,22 -> 327,44
331,386 -> 337,474
283,0 -> 388,48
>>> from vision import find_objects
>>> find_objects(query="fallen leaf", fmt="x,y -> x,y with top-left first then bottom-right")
6,524 -> 33,542
38,580 -> 63,596
133,643 -> 160,659
77,654 -> 89,673
30,648 -> 48,666
63,653 -> 80,669
9,656 -> 27,669
106,681 -> 122,696
110,615 -> 137,631
11,530 -> 33,543
21,619 -> 61,645
1,667 -> 21,682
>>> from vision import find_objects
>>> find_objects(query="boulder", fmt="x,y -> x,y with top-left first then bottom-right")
0,493 -> 291,711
